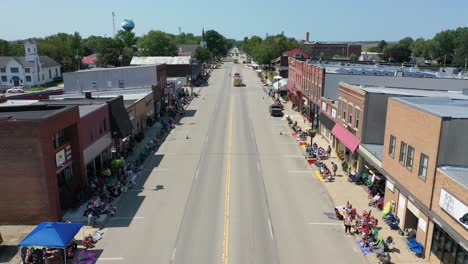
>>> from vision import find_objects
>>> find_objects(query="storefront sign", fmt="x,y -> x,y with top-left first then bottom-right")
418,217 -> 427,232
439,188 -> 468,229
331,109 -> 336,119
55,149 -> 66,167
386,180 -> 395,192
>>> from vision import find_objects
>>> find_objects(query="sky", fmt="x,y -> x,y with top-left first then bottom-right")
1,0 -> 467,41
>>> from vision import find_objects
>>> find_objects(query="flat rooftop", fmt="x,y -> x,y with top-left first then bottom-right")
354,86 -> 468,100
130,56 -> 191,65
0,99 -> 38,106
311,62 -> 468,80
74,65 -> 157,73
78,105 -> 104,118
50,88 -> 152,101
439,166 -> 468,189
0,105 -> 74,120
362,144 -> 384,161
394,97 -> 468,118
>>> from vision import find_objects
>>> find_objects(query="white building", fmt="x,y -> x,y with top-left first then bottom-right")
0,40 -> 61,88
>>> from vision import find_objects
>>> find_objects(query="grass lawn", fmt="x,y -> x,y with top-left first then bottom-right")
26,87 -> 47,92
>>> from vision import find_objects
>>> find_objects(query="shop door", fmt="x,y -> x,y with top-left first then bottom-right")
397,193 -> 406,229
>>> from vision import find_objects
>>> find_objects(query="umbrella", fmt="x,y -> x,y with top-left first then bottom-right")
255,69 -> 262,72
273,76 -> 283,80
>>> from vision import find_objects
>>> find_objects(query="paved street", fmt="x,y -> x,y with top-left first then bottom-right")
93,62 -> 367,264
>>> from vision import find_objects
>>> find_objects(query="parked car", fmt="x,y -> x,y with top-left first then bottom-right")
269,104 -> 283,117
7,86 -> 25,93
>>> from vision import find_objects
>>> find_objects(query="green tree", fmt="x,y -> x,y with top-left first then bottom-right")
383,44 -> 411,62
349,53 -> 359,61
173,33 -> 200,45
193,46 -> 212,63
453,29 -> 468,66
429,30 -> 456,64
96,37 -> 125,67
399,37 -> 414,49
377,40 -> 388,52
37,32 -> 83,72
0,39 -> 11,56
411,38 -> 430,58
138,30 -> 177,56
205,30 -> 229,59
116,30 -> 137,49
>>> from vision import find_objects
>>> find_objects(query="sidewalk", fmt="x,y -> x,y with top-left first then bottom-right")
274,92 -> 428,263
62,89 -> 202,225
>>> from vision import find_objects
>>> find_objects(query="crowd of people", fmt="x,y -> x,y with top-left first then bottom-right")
335,202 -> 387,253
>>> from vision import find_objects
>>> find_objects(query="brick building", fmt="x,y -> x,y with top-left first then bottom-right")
302,42 -> 362,60
381,97 -> 467,261
288,59 -> 468,132
0,104 -> 82,224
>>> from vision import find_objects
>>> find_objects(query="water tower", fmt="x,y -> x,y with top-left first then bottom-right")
121,19 -> 135,32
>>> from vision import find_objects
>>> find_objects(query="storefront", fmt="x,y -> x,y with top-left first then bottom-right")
318,112 -> 335,143
431,224 -> 467,263
55,145 -> 74,209
331,124 -> 360,171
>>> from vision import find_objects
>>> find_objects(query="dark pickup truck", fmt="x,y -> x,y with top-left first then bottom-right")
269,104 -> 283,117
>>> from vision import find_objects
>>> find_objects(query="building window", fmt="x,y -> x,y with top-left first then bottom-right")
53,127 -> 70,149
418,154 -> 429,180
119,80 -> 124,88
1,76 -> 6,82
55,68 -> 59,77
355,109 -> 360,129
26,76 -> 32,82
406,145 -> 415,171
49,69 -> 52,79
431,224 -> 467,263
92,81 -> 97,88
348,104 -> 353,124
27,47 -> 30,53
10,67 -> 19,73
42,74 -> 44,81
25,68 -> 31,73
0,68 -> 6,73
399,141 -> 407,165
343,102 -> 347,120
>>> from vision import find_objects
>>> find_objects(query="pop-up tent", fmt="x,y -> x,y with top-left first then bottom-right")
19,222 -> 83,248
19,222 -> 83,263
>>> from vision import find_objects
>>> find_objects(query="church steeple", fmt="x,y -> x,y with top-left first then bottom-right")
200,28 -> 207,48
24,39 -> 38,62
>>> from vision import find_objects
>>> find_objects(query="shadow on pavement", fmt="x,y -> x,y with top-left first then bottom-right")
102,154 -> 165,228
0,245 -> 18,263
184,109 -> 197,117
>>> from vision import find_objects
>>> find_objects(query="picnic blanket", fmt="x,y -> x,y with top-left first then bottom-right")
73,250 -> 97,264
357,240 -> 374,255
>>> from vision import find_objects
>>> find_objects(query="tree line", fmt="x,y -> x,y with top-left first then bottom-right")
369,27 -> 468,65
239,34 -> 299,65
0,29 -> 234,72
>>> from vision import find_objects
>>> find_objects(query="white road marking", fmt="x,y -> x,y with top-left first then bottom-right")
98,257 -> 124,261
205,135 -> 209,143
109,217 -> 144,220
194,169 -> 199,180
251,128 -> 255,138
308,222 -> 342,225
257,161 -> 261,171
268,218 -> 274,239
171,248 -> 177,261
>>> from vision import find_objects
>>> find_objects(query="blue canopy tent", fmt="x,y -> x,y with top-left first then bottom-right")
19,222 -> 83,263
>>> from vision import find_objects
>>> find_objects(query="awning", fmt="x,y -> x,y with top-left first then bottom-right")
19,222 -> 83,248
318,112 -> 335,130
331,124 -> 359,152
108,96 -> 134,138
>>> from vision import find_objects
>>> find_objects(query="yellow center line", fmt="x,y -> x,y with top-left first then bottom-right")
222,96 -> 234,264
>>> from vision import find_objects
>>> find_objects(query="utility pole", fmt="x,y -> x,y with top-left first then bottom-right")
112,12 -> 116,38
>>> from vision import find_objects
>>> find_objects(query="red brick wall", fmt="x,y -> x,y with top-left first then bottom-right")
79,105 -> 110,150
382,98 -> 443,207
0,106 -> 81,224
337,83 -> 366,140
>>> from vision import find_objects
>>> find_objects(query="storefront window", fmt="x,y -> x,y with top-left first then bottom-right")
57,165 -> 73,188
53,127 -> 70,149
399,141 -> 407,165
431,224 -> 467,264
